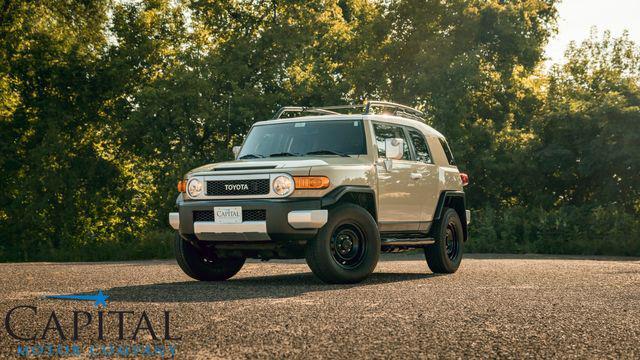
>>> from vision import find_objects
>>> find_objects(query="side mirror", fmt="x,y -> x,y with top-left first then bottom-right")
232,146 -> 241,159
384,138 -> 404,160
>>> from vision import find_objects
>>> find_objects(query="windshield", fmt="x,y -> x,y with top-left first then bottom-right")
238,120 -> 367,159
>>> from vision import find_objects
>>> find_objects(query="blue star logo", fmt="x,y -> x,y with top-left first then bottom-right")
46,290 -> 109,308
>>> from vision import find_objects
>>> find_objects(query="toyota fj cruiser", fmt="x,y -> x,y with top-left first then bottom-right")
170,101 -> 469,284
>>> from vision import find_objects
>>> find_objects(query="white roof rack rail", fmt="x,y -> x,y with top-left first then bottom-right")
273,101 -> 425,122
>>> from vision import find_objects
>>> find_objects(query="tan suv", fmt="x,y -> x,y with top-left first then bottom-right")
170,101 -> 469,284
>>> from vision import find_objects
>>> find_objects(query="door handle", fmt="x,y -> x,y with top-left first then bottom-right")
410,173 -> 423,180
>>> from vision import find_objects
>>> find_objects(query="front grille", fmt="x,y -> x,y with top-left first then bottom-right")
206,179 -> 270,196
192,209 -> 266,222
242,209 -> 266,222
193,210 -> 215,222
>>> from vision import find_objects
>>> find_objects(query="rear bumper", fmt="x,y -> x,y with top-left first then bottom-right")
172,198 -> 327,242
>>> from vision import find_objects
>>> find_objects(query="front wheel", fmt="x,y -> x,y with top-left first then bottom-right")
424,208 -> 464,273
173,234 -> 245,281
306,204 -> 380,284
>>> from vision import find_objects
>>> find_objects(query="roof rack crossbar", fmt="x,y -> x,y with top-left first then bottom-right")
272,101 -> 425,121
273,106 -> 340,119
364,101 -> 425,117
393,109 -> 424,121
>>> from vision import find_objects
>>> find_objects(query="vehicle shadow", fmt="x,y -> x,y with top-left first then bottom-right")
105,271 -> 442,303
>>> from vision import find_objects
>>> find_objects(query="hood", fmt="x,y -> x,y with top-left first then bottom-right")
187,156 -> 369,176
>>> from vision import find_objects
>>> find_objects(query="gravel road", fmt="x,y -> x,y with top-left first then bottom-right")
1,254 -> 639,359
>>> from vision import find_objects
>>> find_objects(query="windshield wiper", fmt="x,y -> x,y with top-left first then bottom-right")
238,153 -> 265,159
268,152 -> 301,157
305,150 -> 349,157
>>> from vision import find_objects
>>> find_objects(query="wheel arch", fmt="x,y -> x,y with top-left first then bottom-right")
321,186 -> 377,222
431,191 -> 468,241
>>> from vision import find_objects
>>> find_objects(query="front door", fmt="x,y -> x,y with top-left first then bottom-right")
372,122 -> 424,232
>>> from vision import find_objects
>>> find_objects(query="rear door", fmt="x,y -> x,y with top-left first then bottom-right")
405,127 -> 439,226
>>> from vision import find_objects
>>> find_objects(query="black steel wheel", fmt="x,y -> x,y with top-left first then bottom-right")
330,224 -> 367,269
306,204 -> 380,284
444,220 -> 461,261
424,208 -> 464,273
174,234 -> 245,281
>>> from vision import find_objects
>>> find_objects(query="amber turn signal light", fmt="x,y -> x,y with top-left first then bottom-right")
177,180 -> 187,193
293,176 -> 330,189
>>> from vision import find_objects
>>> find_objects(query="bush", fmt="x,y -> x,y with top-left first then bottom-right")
468,205 -> 640,256
0,229 -> 174,263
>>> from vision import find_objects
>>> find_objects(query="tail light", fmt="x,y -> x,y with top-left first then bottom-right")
459,173 -> 469,186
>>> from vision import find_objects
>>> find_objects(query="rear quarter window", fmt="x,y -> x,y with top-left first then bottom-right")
438,138 -> 456,165
407,128 -> 433,164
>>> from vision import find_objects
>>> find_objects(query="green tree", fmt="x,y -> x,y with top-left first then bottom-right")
0,1 -> 114,260
346,0 -> 559,208
467,30 -> 640,256
533,29 -> 640,212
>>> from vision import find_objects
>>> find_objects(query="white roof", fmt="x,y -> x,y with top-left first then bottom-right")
254,114 -> 445,139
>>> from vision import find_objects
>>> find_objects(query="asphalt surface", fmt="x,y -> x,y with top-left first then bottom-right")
0,254 -> 639,359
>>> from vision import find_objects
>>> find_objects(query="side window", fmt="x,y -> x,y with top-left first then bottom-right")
407,128 -> 433,164
438,138 -> 456,165
372,122 -> 411,160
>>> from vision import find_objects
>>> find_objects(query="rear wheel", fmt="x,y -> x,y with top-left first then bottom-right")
306,204 -> 380,284
173,234 -> 245,281
424,208 -> 464,273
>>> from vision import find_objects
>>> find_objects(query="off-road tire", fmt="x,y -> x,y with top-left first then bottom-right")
174,234 -> 245,281
425,208 -> 464,273
306,204 -> 380,284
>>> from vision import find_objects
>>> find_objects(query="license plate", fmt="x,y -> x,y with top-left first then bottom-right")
214,206 -> 242,224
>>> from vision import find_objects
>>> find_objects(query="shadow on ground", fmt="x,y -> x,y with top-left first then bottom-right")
105,271 -> 442,303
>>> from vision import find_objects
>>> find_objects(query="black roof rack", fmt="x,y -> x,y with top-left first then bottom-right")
272,101 -> 425,122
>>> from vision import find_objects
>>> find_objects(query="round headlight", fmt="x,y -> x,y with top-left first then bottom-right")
272,175 -> 294,196
187,178 -> 203,197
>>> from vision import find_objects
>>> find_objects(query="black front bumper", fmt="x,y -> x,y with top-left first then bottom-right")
177,198 -> 321,242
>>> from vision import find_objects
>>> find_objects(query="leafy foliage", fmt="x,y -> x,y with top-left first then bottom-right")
533,30 -> 640,212
0,1 -> 638,261
468,205 -> 640,256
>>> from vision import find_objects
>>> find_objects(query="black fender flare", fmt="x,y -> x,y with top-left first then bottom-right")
321,186 -> 377,220
431,191 -> 468,241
